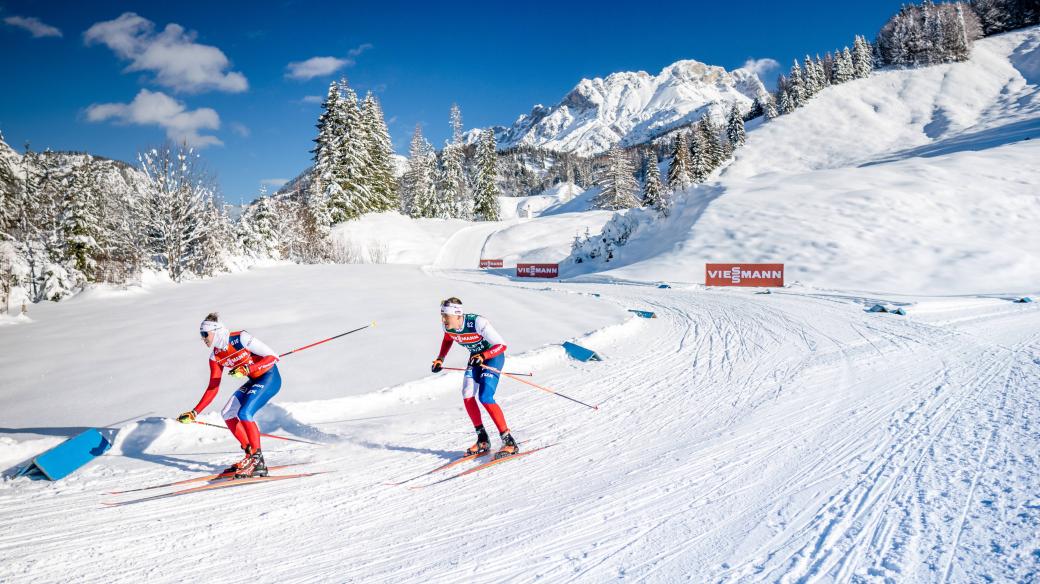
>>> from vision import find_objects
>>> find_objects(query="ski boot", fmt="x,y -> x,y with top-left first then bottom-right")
494,431 -> 520,460
234,449 -> 269,479
465,426 -> 491,456
221,445 -> 252,476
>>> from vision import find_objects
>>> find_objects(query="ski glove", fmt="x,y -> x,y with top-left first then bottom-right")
230,364 -> 250,378
468,353 -> 485,367
431,358 -> 444,373
177,410 -> 197,424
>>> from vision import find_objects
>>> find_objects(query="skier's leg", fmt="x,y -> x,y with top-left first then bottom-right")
478,355 -> 508,433
462,369 -> 489,455
237,368 -> 282,451
220,391 -> 249,449
462,369 -> 482,427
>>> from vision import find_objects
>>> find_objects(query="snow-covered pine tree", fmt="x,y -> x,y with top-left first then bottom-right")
689,126 -> 710,183
311,82 -> 345,224
788,60 -> 806,107
726,104 -> 746,148
763,93 -> 780,119
405,125 -> 439,218
334,80 -> 372,221
853,35 -> 875,77
698,116 -> 724,171
641,150 -> 668,215
594,145 -> 640,211
472,129 -> 501,221
440,103 -> 470,219
815,55 -> 829,88
361,93 -> 400,213
833,47 -> 855,83
62,162 -> 102,279
239,191 -> 281,259
666,131 -> 693,191
802,56 -> 821,97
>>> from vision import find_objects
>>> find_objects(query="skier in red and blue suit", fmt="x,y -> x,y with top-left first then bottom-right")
431,297 -> 520,459
178,312 -> 280,478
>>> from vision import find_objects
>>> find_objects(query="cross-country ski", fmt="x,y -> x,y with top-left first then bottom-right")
3,4 -> 1039,583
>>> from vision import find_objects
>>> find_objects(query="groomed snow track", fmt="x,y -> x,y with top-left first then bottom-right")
2,268 -> 1037,583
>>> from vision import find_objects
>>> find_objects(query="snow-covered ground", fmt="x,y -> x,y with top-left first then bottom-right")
2,267 -> 1038,582
3,24 -> 1040,584
567,26 -> 1040,294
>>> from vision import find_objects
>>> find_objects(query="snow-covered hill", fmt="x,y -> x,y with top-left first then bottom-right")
469,59 -> 767,155
566,26 -> 1040,294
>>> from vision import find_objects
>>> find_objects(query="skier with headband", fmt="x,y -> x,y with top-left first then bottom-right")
432,297 -> 520,459
178,313 -> 282,478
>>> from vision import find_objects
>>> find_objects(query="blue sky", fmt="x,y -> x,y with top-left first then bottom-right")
1,1 -> 907,204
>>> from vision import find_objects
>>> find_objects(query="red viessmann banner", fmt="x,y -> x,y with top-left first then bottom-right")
479,259 -> 504,269
516,263 -> 559,278
705,263 -> 784,287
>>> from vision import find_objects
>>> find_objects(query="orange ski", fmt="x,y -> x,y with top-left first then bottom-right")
410,444 -> 557,489
104,472 -> 325,507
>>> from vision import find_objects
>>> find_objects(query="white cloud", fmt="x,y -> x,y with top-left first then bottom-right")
286,56 -> 348,80
4,15 -> 62,38
86,89 -> 222,147
260,178 -> 288,188
285,42 -> 372,80
300,95 -> 323,104
347,43 -> 372,58
83,12 -> 247,93
741,58 -> 780,78
229,122 -> 250,137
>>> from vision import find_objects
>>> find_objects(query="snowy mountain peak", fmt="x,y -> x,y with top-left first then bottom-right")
471,58 -> 768,155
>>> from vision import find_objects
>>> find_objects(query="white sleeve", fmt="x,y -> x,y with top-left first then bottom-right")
240,331 -> 278,358
475,316 -> 506,347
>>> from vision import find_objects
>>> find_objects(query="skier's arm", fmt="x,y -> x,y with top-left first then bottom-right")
475,317 -> 507,359
436,333 -> 453,360
240,331 -> 278,375
191,359 -> 223,413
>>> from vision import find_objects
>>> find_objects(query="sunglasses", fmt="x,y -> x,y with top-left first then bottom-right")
200,331 -> 210,339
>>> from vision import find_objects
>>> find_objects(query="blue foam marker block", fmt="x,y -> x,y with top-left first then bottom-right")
657,283 -> 671,289
628,309 -> 657,319
563,341 -> 602,362
1015,297 -> 1033,303
29,428 -> 112,480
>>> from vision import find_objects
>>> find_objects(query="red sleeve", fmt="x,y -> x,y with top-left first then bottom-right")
482,344 -> 507,360
192,360 -> 222,413
250,354 -> 278,376
437,333 -> 453,360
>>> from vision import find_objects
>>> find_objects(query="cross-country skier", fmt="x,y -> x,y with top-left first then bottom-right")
431,297 -> 519,459
177,313 -> 281,478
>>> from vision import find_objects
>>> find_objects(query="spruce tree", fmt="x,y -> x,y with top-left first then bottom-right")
361,93 -> 400,213
852,35 -> 875,78
472,130 -> 501,221
405,125 -> 439,218
834,47 -> 855,83
689,126 -> 710,183
63,162 -> 102,279
666,131 -> 693,191
334,80 -> 372,221
726,104 -> 746,148
763,94 -> 779,120
311,82 -> 345,223
641,150 -> 667,214
441,103 -> 470,219
788,61 -> 806,107
594,145 -> 640,211
698,116 -> 724,170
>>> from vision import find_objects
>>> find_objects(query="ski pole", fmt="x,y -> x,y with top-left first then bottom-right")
480,364 -> 599,411
192,420 -> 323,445
278,323 -> 374,358
441,366 -> 533,377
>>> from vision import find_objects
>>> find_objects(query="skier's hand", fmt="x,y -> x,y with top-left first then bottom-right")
468,353 -> 485,368
177,410 -> 197,424
431,358 -> 443,373
230,364 -> 250,378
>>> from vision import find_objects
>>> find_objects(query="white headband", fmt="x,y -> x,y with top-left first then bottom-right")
440,303 -> 464,316
200,319 -> 230,349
